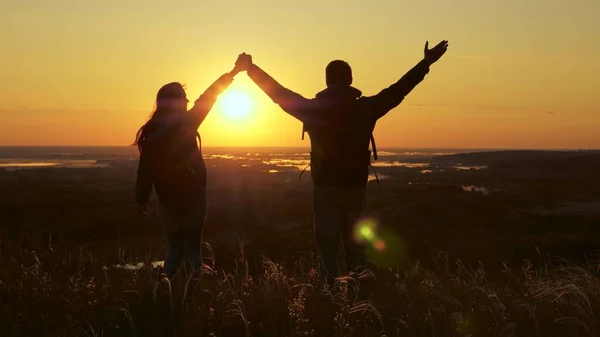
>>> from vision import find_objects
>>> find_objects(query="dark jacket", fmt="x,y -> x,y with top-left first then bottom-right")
246,59 -> 431,187
135,72 -> 235,211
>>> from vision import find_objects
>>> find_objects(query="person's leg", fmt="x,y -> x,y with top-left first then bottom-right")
341,186 -> 368,274
182,188 -> 208,271
157,202 -> 185,279
312,186 -> 343,285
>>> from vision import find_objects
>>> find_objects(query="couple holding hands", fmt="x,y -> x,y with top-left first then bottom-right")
135,40 -> 449,281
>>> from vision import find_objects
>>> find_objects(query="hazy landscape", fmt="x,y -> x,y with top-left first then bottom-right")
2,146 -> 600,336
3,0 -> 599,334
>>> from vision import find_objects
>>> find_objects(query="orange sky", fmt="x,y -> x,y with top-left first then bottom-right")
1,0 -> 599,149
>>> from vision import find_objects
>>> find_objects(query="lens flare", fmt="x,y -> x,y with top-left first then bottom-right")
354,218 -> 378,243
354,218 -> 406,266
365,229 -> 407,268
360,226 -> 375,241
374,239 -> 387,251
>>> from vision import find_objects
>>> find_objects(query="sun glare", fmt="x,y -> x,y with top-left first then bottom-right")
218,89 -> 253,120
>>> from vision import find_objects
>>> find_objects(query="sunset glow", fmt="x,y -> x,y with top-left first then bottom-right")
0,0 -> 598,148
217,88 -> 254,121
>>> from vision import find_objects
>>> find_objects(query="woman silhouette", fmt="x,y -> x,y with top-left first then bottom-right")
134,60 -> 242,279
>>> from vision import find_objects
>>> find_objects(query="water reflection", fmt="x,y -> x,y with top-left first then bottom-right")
269,153 -> 310,157
0,162 -> 60,168
403,152 -> 456,156
204,154 -> 241,160
0,160 -> 108,170
371,161 -> 429,168
408,182 -> 432,186
198,153 -> 489,175
368,174 -> 388,182
262,159 -> 310,171
373,151 -> 398,156
462,185 -> 490,195
454,165 -> 487,171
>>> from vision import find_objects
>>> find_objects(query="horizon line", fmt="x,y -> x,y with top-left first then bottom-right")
0,145 -> 597,151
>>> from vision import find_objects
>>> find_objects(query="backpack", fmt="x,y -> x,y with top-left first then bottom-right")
298,123 -> 380,185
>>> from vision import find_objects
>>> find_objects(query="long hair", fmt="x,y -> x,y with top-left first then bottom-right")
134,82 -> 187,152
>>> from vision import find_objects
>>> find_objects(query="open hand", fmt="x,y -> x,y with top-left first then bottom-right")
424,40 -> 449,65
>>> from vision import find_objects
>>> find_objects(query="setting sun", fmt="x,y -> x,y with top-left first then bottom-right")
217,88 -> 254,120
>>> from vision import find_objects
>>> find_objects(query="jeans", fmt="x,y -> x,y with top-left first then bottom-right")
157,188 -> 207,279
312,185 -> 368,283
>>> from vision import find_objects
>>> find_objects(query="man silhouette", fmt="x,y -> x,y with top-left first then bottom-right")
236,40 -> 449,284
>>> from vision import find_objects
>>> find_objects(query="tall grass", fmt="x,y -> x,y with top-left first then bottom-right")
1,243 -> 600,336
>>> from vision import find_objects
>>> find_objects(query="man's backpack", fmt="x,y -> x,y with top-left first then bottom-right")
298,123 -> 380,184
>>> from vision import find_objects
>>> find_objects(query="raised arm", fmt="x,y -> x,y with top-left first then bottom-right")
239,54 -> 320,123
187,66 -> 241,128
361,40 -> 449,120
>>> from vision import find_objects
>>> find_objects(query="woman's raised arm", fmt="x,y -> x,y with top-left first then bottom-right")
186,64 -> 242,129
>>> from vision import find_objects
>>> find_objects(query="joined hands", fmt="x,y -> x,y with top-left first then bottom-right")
231,53 -> 253,75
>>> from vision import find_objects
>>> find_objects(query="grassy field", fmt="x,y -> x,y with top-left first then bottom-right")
1,152 -> 600,336
3,242 -> 600,336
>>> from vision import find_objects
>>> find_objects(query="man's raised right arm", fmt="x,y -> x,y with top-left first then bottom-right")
362,40 -> 449,120
243,56 -> 320,123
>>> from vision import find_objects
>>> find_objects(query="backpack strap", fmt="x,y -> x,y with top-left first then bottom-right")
369,134 -> 380,185
298,163 -> 310,180
369,162 -> 381,186
299,124 -> 309,180
370,134 -> 378,160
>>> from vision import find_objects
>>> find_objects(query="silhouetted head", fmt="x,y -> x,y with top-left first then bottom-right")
325,60 -> 353,87
134,82 -> 189,151
156,82 -> 189,112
